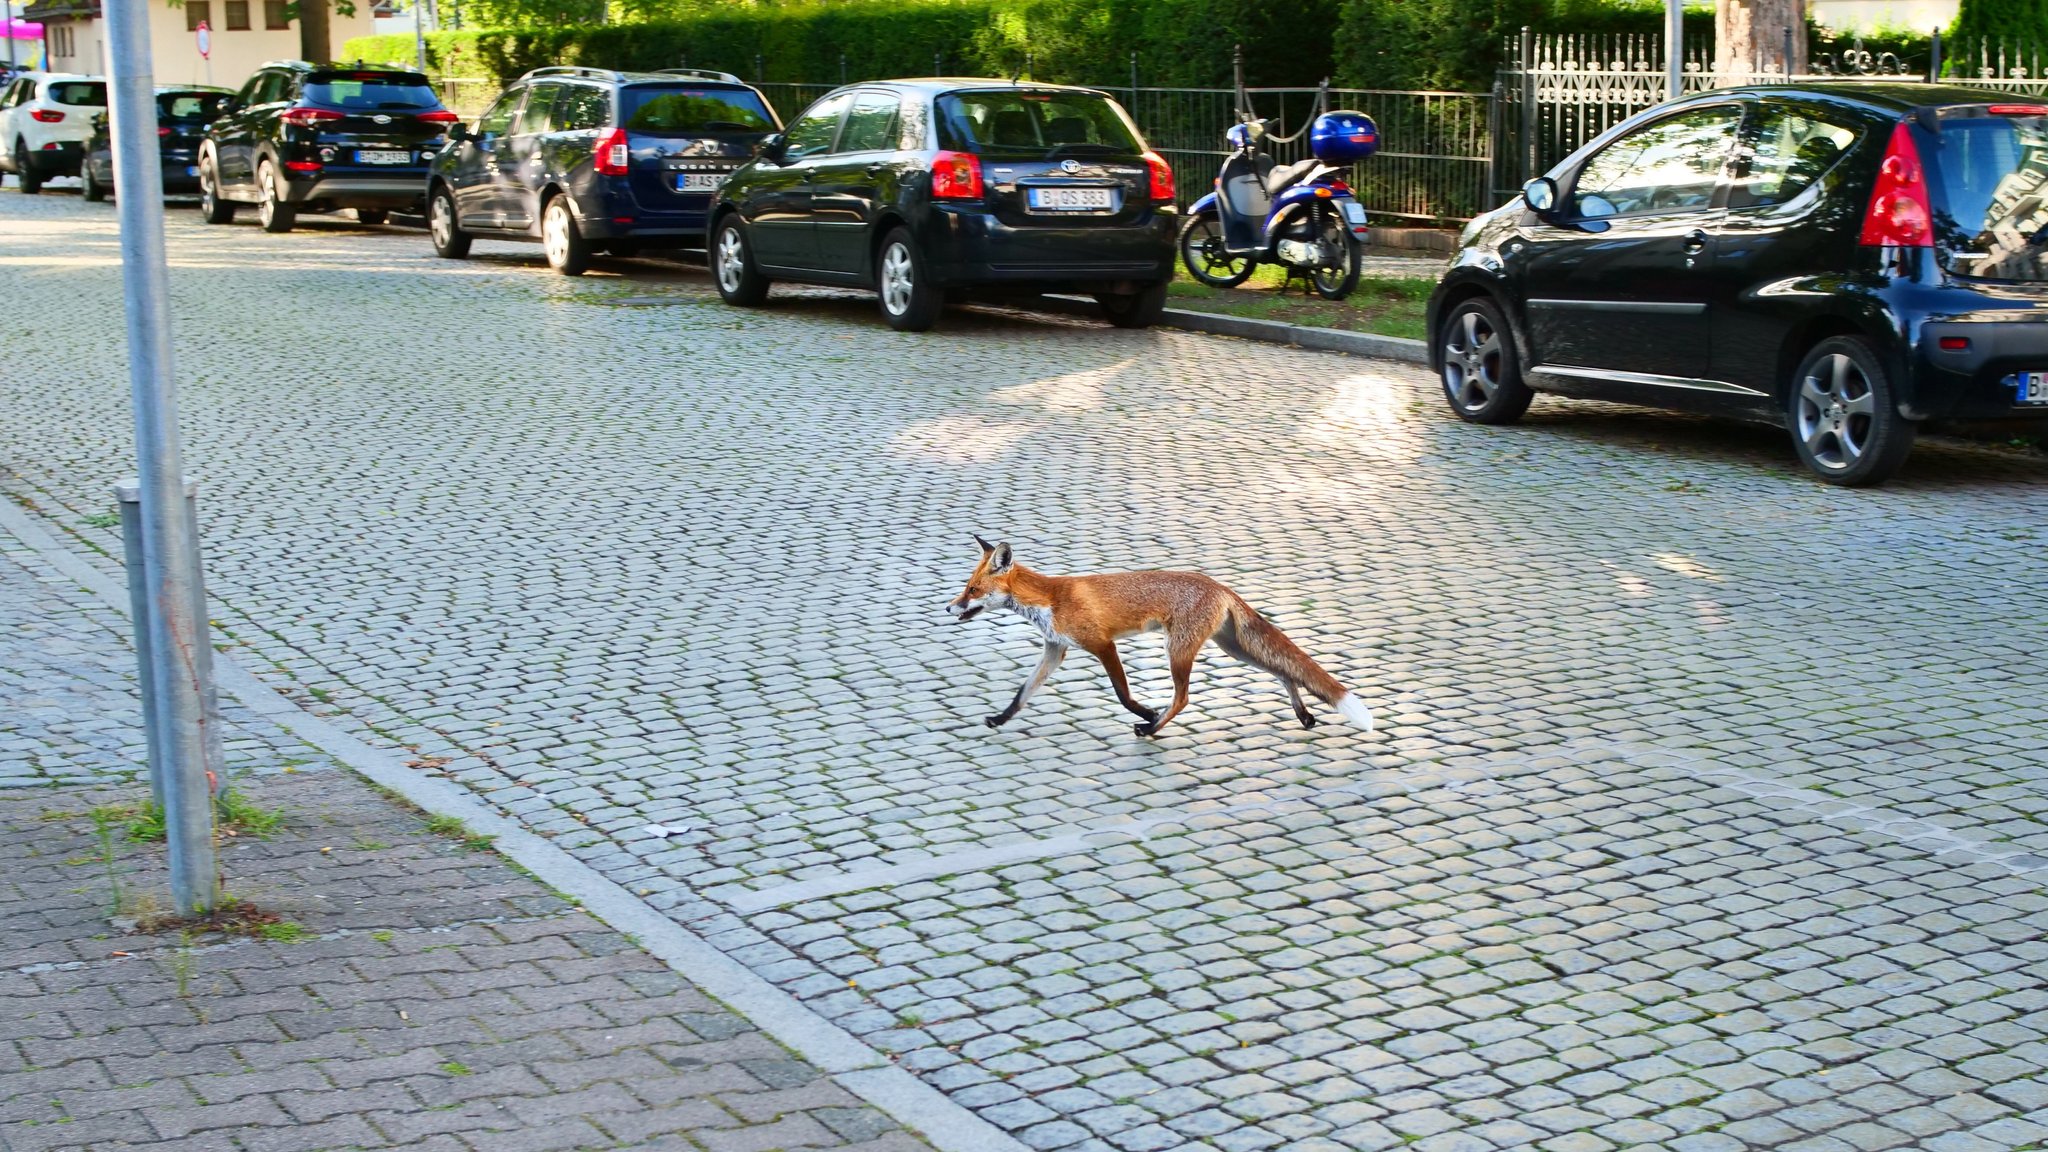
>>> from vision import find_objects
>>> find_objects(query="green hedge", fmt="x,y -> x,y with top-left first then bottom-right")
344,0 -> 1341,89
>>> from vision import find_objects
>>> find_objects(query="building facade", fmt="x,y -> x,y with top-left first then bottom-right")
20,0 -> 375,87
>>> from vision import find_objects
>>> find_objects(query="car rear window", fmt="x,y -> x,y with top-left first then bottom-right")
48,81 -> 107,107
159,91 -> 231,122
1927,112 -> 2048,281
620,87 -> 774,134
936,90 -> 1143,157
303,72 -> 440,111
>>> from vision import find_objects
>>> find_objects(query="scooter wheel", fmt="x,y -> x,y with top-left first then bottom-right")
1179,210 -> 1257,288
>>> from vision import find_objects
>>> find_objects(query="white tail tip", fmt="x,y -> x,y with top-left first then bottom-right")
1335,693 -> 1374,733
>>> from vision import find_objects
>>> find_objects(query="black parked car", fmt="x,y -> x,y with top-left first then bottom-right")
198,61 -> 457,232
427,67 -> 781,275
81,86 -> 234,202
710,79 -> 1179,331
1432,83 -> 2048,485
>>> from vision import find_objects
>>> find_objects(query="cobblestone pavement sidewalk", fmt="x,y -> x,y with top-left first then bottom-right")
0,543 -> 931,1152
3,188 -> 2048,1152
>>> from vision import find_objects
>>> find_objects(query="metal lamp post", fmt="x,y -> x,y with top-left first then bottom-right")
105,0 -> 219,916
1666,0 -> 1683,99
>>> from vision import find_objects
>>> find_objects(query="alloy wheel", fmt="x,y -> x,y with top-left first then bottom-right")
1442,308 -> 1504,412
543,201 -> 569,267
717,227 -> 745,293
1795,353 -> 1877,472
430,194 -> 453,248
258,165 -> 277,229
880,243 -> 914,315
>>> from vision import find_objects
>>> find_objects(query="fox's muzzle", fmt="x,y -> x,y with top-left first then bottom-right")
948,602 -> 984,623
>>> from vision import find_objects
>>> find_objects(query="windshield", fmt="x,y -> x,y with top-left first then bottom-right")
303,73 -> 441,111
159,91 -> 231,122
620,87 -> 775,134
1928,113 -> 2048,282
936,90 -> 1143,157
48,81 -> 107,107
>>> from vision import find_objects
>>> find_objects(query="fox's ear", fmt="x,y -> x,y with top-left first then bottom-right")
989,542 -> 1013,574
973,533 -> 994,555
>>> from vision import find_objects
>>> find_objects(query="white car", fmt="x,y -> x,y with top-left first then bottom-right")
0,72 -> 108,193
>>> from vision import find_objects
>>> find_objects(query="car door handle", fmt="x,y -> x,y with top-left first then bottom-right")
865,162 -> 884,176
1682,228 -> 1709,254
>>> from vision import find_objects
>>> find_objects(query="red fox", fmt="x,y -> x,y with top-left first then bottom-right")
946,537 -> 1374,737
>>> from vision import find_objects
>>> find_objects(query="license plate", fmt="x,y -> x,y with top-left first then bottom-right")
2015,370 -> 2048,405
1339,199 -> 1367,224
355,149 -> 411,165
675,172 -> 723,192
1027,186 -> 1115,212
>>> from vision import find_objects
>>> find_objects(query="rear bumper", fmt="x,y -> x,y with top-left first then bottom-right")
1913,318 -> 2048,420
23,141 -> 84,177
919,203 -> 1177,289
282,170 -> 428,208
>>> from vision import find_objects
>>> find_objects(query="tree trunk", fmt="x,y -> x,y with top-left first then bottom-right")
1715,0 -> 1806,80
299,0 -> 332,65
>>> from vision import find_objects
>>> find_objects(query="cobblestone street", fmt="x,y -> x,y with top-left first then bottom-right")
4,187 -> 2047,1151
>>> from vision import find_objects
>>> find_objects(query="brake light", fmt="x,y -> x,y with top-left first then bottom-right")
158,126 -> 172,137
30,109 -> 63,122
280,107 -> 344,127
931,150 -> 982,199
1326,179 -> 1350,193
594,127 -> 630,176
284,160 -> 322,172
1939,336 -> 1970,350
1143,149 -> 1174,202
1988,104 -> 2048,115
1859,122 -> 1933,248
416,109 -> 458,124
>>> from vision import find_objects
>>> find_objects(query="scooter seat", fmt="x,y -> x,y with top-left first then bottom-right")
1266,158 -> 1321,196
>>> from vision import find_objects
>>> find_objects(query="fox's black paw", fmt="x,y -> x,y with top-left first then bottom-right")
985,714 -> 1008,729
1298,715 -> 1319,729
1134,721 -> 1158,737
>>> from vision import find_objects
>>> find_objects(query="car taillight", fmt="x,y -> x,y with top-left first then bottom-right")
931,150 -> 982,199
285,160 -> 322,172
594,128 -> 631,176
1142,150 -> 1174,202
30,109 -> 64,122
1859,122 -> 1933,248
158,126 -> 172,137
416,110 -> 458,125
280,107 -> 345,127
1938,336 -> 1971,350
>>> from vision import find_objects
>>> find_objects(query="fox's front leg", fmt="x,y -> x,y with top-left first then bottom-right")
987,642 -> 1067,728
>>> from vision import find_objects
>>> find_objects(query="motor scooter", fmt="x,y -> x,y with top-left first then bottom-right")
1180,110 -> 1378,299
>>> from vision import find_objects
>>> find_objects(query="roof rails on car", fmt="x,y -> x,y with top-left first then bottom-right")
526,66 -> 624,82
654,67 -> 746,84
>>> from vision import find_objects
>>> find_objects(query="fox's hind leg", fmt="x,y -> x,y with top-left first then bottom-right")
1090,641 -> 1159,726
1137,628 -> 1205,737
1214,618 -> 1317,728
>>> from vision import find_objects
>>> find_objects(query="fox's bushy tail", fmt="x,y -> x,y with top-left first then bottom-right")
1225,598 -> 1373,732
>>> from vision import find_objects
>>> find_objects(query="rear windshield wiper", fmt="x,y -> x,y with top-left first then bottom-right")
1047,142 -> 1121,158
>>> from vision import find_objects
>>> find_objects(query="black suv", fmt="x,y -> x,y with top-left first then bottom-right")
198,61 -> 457,232
710,80 -> 1178,331
82,86 -> 234,202
1433,83 -> 2048,485
426,67 -> 781,275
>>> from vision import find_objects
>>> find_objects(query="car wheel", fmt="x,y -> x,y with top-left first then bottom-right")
356,208 -> 388,225
256,160 -> 295,233
1437,296 -> 1534,425
712,216 -> 770,306
876,227 -> 939,332
1098,281 -> 1169,329
541,195 -> 589,276
1179,210 -> 1255,287
427,185 -> 470,259
1787,335 -> 1917,486
198,154 -> 236,224
81,162 -> 106,202
15,142 -> 41,194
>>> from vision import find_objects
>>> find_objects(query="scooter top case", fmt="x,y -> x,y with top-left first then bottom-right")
1216,152 -> 1275,252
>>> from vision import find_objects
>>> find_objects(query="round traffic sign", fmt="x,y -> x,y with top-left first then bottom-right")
196,20 -> 210,59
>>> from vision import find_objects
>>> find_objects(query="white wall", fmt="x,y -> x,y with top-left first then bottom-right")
37,2 -> 380,93
1809,0 -> 1957,35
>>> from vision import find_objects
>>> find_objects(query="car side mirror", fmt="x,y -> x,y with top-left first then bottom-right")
757,133 -> 787,162
1522,176 -> 1559,217
447,122 -> 472,143
222,97 -> 241,114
